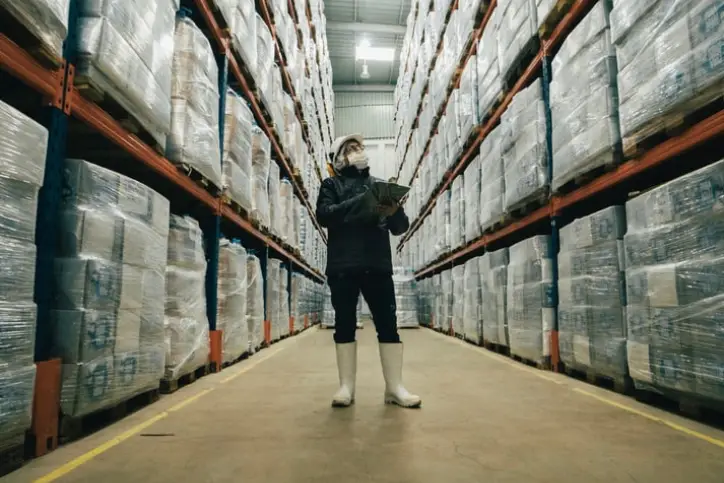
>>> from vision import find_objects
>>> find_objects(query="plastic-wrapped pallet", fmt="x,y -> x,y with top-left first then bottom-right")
266,259 -> 282,341
477,7 -> 503,119
559,206 -> 627,379
0,0 -> 70,61
458,55 -> 479,145
232,0 -> 257,79
168,17 -> 222,188
279,266 -> 290,337
164,216 -> 209,381
394,267 -> 420,328
75,0 -> 175,146
551,0 -> 620,192
217,239 -> 248,363
441,270 -> 454,332
498,0 -> 539,80
54,159 -> 169,419
257,15 -> 275,111
502,78 -> 549,213
463,259 -> 482,343
322,285 -> 335,328
479,125 -> 505,232
611,0 -> 724,143
0,101 -> 48,451
246,254 -> 264,351
223,90 -> 254,211
251,126 -> 271,227
481,248 -> 510,346
291,274 -> 301,331
465,156 -> 482,242
444,98 -> 462,166
268,163 -> 282,238
450,178 -> 465,250
625,159 -> 724,405
280,180 -> 294,243
507,235 -> 555,363
211,0 -> 236,29
452,265 -> 466,336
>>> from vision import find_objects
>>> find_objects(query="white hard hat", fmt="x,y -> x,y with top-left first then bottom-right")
328,133 -> 364,164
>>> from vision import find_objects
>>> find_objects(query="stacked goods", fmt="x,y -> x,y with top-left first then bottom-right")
443,99 -> 461,167
256,14 -> 274,111
463,259 -> 482,343
551,0 -> 620,192
452,265 -> 466,336
168,17 -> 222,188
394,267 -> 420,328
322,286 -> 334,329
75,0 -> 176,146
211,0 -> 236,28
502,78 -> 549,212
266,259 -> 282,341
279,266 -> 289,337
54,159 -> 169,419
559,206 -> 627,379
246,254 -> 264,351
625,159 -> 724,405
481,248 -> 510,347
0,0 -> 70,60
498,0 -> 539,80
432,274 -> 443,330
458,55 -> 479,146
611,0 -> 724,144
268,163 -> 282,238
477,7 -> 502,119
479,125 -> 505,232
164,216 -> 209,380
0,102 -> 48,451
217,240 -> 248,363
251,126 -> 271,227
450,177 -> 465,250
280,180 -> 294,244
507,235 -> 555,364
290,274 -> 301,332
222,90 -> 254,212
442,270 -> 455,332
464,156 -> 482,242
231,0 -> 257,78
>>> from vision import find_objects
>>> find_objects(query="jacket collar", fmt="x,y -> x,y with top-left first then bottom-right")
338,166 -> 370,178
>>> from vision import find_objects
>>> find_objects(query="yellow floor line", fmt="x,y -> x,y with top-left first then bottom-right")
573,388 -> 724,449
33,340 -> 291,483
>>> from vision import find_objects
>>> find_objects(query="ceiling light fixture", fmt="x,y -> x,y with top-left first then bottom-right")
360,61 -> 371,79
356,45 -> 395,62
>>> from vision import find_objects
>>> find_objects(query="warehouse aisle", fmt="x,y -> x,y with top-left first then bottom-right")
5,328 -> 724,483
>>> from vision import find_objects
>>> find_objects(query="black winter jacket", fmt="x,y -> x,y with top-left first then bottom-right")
316,167 -> 410,275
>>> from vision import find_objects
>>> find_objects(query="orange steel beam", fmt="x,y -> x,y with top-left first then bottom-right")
0,34 -> 65,109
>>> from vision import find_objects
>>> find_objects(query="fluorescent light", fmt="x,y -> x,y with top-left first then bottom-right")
360,38 -> 371,48
356,46 -> 395,62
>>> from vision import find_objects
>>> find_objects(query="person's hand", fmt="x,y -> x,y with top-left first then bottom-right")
377,200 -> 399,218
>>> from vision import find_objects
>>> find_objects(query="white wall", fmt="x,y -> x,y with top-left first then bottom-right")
364,139 -> 397,180
334,91 -> 395,140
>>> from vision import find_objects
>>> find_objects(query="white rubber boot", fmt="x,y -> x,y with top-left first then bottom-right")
331,342 -> 357,407
379,343 -> 421,408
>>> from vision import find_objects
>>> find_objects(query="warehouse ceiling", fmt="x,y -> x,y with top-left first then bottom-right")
323,0 -> 411,87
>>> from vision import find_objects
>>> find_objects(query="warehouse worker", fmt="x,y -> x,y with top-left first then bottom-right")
316,133 -> 421,409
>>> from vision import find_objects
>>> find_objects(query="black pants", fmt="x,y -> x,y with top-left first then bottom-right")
328,271 -> 400,344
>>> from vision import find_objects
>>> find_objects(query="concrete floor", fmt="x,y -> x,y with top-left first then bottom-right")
5,327 -> 724,483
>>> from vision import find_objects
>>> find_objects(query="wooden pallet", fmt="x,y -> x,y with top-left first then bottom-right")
480,91 -> 506,124
483,339 -> 511,356
511,353 -> 552,371
0,436 -> 26,478
503,35 -> 541,92
0,4 -> 64,69
177,163 -> 222,197
552,153 -> 622,195
160,364 -> 211,395
506,192 -> 550,220
564,365 -> 633,395
538,0 -> 576,39
622,84 -> 724,160
59,388 -> 160,443
222,194 -> 253,220
222,351 -> 250,369
482,213 -> 512,235
634,387 -> 724,427
74,78 -> 165,155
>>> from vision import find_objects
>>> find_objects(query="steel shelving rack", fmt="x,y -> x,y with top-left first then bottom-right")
394,0 -> 724,370
0,0 -> 330,461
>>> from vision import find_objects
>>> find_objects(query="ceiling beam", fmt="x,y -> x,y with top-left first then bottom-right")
333,85 -> 396,92
326,22 -> 407,35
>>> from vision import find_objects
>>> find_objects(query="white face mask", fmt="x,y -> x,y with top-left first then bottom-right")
347,151 -> 369,170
